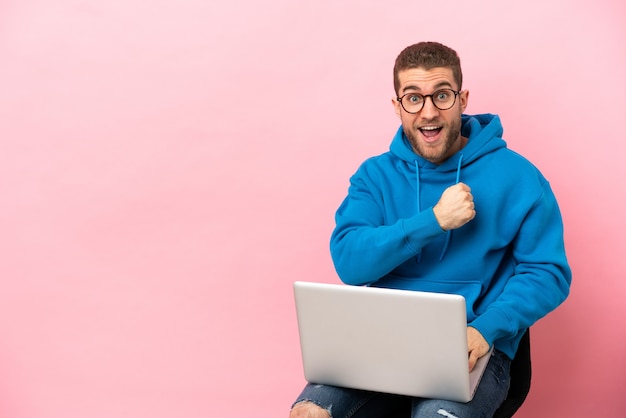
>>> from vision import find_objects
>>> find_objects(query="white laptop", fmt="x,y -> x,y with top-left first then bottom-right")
293,281 -> 493,403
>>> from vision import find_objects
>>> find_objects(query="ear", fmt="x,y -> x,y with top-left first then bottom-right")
392,97 -> 402,119
459,90 -> 469,112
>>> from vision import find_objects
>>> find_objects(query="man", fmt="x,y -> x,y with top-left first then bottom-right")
290,42 -> 571,418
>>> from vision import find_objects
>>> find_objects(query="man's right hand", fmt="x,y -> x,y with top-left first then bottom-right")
433,183 -> 476,231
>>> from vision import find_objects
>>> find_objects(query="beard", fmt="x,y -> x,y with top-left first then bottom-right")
404,115 -> 463,164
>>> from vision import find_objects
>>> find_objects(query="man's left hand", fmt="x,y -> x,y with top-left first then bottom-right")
467,326 -> 490,372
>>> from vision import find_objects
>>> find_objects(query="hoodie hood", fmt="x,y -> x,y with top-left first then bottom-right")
390,113 -> 507,169
390,113 -> 507,260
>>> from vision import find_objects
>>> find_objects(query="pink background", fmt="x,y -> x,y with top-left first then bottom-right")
0,1 -> 624,417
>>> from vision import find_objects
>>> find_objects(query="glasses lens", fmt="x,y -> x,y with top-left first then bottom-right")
401,93 -> 424,113
433,89 -> 456,110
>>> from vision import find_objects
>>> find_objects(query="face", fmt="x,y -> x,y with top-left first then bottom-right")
392,67 -> 469,164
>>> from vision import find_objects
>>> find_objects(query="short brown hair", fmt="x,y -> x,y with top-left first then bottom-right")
393,42 -> 462,95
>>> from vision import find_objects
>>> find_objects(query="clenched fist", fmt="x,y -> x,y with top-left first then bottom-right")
433,183 -> 476,231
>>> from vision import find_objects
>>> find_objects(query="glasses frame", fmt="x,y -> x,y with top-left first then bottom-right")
396,89 -> 461,114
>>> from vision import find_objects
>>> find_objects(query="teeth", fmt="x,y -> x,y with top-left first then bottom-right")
421,126 -> 440,130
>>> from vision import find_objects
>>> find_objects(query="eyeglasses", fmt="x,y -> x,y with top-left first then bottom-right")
396,89 -> 460,114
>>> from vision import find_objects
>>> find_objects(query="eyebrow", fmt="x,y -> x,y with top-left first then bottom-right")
401,81 -> 454,94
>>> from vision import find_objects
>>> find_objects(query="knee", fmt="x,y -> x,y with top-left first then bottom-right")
289,401 -> 331,418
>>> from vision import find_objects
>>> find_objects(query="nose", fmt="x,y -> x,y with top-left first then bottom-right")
420,95 -> 440,118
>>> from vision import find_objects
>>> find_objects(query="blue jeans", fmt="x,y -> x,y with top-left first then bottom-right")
292,350 -> 511,418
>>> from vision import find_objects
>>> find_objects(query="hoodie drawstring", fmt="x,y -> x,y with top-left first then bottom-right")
439,154 -> 464,260
414,155 -> 464,262
414,160 -> 422,263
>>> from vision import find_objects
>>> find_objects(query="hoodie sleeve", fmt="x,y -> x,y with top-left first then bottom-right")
330,168 -> 445,285
469,180 -> 572,347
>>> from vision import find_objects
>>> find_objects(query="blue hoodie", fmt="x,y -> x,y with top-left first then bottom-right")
330,114 -> 571,358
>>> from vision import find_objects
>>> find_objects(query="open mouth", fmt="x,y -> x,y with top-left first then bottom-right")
419,125 -> 443,139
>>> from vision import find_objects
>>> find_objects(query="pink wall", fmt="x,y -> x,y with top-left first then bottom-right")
0,1 -> 624,416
